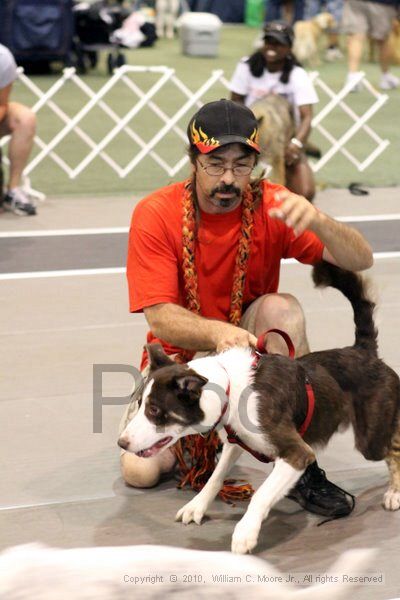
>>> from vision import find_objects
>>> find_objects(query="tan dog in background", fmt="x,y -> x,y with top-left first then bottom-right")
250,95 -> 295,185
293,12 -> 337,67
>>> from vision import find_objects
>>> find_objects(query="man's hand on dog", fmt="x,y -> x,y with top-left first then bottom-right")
212,323 -> 257,353
269,189 -> 318,237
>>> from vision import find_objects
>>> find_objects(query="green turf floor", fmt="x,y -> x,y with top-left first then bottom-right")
8,24 -> 400,196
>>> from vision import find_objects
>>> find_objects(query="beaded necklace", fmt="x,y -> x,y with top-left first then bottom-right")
182,179 -> 256,325
175,178 -> 260,501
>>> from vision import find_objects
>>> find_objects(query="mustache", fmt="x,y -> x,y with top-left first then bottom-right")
210,184 -> 241,198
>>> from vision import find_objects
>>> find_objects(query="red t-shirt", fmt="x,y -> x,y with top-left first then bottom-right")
127,180 -> 324,365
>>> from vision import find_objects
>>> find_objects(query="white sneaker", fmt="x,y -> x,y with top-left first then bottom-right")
345,72 -> 363,92
379,72 -> 400,90
3,187 -> 37,216
325,46 -> 344,62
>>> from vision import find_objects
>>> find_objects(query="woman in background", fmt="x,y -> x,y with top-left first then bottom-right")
230,21 -> 318,201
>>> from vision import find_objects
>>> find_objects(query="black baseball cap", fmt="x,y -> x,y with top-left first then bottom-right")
263,20 -> 294,47
187,99 -> 260,154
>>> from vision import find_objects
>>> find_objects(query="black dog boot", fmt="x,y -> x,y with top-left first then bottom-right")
287,461 -> 355,519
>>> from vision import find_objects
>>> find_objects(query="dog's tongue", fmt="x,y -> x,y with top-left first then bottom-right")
136,436 -> 173,458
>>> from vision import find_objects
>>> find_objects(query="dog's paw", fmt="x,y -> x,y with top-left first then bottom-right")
175,498 -> 209,525
383,488 -> 400,511
231,516 -> 261,554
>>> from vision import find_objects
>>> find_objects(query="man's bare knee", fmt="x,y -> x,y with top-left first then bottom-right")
120,452 -> 162,488
254,293 -> 309,356
256,293 -> 304,326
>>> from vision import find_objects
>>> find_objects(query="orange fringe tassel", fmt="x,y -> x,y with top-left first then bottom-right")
173,432 -> 254,504
175,181 -> 258,504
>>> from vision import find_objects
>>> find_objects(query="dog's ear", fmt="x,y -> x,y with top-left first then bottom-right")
145,343 -> 175,371
175,374 -> 208,395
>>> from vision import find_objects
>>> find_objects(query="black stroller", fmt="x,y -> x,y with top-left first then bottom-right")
73,0 -> 131,74
73,0 -> 157,74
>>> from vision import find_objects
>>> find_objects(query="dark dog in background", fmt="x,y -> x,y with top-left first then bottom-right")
250,94 -> 295,185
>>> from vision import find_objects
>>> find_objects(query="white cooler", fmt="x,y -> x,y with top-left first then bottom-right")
178,12 -> 222,58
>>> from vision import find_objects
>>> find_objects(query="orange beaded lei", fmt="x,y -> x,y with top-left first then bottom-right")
173,179 -> 260,503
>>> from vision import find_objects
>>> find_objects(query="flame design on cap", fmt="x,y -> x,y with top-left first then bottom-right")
247,128 -> 260,151
190,120 -> 221,153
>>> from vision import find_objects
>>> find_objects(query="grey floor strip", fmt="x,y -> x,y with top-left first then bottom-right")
0,221 -> 399,274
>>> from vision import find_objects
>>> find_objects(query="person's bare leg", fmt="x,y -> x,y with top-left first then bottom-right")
376,37 -> 399,88
347,32 -> 365,72
377,37 -> 391,74
4,102 -> 36,189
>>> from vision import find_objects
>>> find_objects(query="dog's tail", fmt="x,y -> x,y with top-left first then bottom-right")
312,261 -> 378,354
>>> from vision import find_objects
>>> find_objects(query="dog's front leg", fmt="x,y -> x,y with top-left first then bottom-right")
231,457 -> 304,554
175,442 -> 243,525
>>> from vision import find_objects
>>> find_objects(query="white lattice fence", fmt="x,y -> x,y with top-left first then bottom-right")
308,70 -> 389,172
0,66 -> 390,181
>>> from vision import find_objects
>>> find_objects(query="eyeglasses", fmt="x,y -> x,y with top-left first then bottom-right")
198,160 -> 254,177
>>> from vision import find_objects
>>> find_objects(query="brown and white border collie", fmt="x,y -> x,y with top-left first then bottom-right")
119,262 -> 400,554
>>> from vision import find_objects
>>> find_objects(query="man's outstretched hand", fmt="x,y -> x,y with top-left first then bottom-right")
269,190 -> 318,237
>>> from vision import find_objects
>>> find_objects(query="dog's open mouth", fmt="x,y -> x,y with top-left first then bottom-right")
135,436 -> 173,458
